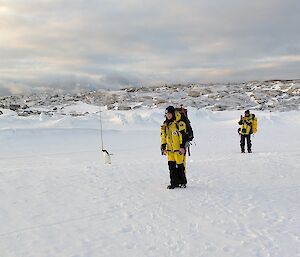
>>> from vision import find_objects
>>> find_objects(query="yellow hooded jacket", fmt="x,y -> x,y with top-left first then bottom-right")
239,114 -> 254,135
161,111 -> 187,152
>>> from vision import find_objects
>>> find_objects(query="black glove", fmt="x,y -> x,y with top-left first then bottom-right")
161,144 -> 166,155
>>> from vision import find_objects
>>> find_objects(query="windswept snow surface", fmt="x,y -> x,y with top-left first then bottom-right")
0,108 -> 300,257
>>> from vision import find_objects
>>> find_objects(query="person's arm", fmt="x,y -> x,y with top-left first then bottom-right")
238,115 -> 244,125
160,123 -> 167,154
245,119 -> 253,126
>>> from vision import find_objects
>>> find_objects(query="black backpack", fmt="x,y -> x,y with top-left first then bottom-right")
175,107 -> 194,142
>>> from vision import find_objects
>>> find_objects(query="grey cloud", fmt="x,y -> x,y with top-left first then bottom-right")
0,0 -> 299,94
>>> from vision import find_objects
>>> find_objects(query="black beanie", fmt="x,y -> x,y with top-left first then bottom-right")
166,106 -> 175,115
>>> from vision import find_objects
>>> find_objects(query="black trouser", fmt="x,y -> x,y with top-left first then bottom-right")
168,161 -> 187,186
240,134 -> 252,152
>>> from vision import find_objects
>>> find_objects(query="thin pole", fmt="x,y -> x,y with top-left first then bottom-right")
99,106 -> 104,151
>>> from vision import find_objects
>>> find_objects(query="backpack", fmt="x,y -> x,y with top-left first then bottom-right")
175,106 -> 194,141
251,114 -> 258,134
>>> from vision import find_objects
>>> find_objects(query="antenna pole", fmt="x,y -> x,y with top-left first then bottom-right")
98,105 -> 111,164
99,106 -> 104,151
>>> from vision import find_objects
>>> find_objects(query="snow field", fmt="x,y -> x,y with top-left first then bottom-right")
0,108 -> 299,257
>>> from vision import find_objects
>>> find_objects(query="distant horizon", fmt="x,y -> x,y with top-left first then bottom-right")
0,78 -> 299,97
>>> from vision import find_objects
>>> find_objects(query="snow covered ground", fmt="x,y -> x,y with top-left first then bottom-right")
0,106 -> 300,257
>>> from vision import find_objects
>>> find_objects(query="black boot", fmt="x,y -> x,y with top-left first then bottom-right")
167,184 -> 179,189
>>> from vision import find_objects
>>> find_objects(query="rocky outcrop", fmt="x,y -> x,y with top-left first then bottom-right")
0,80 -> 299,116
9,104 -> 21,111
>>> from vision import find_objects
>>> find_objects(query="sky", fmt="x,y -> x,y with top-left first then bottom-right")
0,0 -> 299,95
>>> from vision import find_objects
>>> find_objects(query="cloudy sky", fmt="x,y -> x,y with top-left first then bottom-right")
0,0 -> 299,94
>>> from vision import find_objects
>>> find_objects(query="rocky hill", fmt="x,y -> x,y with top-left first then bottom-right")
0,80 -> 299,116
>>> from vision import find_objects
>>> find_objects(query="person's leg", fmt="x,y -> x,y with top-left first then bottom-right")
247,134 -> 252,153
240,135 -> 246,153
177,164 -> 187,187
167,152 -> 180,188
168,161 -> 178,187
174,152 -> 187,187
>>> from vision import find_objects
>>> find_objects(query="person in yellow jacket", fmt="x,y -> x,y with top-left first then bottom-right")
238,110 -> 254,153
161,106 -> 188,189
